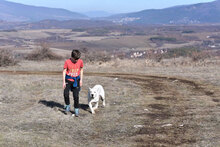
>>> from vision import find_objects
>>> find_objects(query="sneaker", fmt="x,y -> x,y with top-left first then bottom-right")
75,108 -> 79,117
65,105 -> 70,112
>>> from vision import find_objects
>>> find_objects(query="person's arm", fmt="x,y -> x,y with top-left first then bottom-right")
80,68 -> 83,87
63,69 -> 67,89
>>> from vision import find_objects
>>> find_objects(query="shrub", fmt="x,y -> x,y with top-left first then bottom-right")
146,51 -> 163,62
191,50 -> 211,62
25,44 -> 63,61
163,47 -> 212,61
0,49 -> 17,67
83,51 -> 112,63
165,47 -> 198,58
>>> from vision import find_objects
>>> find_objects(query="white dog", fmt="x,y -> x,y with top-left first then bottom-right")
88,85 -> 105,114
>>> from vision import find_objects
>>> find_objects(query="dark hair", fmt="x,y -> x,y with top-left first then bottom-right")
71,50 -> 81,60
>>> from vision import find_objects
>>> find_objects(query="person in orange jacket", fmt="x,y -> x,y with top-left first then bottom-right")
63,50 -> 83,117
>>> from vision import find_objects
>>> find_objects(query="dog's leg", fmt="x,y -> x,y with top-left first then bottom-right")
89,102 -> 95,114
94,102 -> 99,110
103,99 -> 106,107
101,96 -> 106,107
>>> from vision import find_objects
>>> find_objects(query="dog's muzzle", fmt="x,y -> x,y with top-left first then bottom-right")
90,94 -> 94,99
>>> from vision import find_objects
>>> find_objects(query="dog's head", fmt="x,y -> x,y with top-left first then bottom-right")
89,88 -> 97,99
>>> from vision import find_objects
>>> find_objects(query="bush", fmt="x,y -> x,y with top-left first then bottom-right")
163,47 -> 212,62
0,49 -> 17,67
146,51 -> 163,62
165,47 -> 198,58
83,51 -> 112,63
191,50 -> 211,62
26,44 -> 63,61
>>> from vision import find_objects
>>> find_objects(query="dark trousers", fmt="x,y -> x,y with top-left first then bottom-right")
64,80 -> 80,108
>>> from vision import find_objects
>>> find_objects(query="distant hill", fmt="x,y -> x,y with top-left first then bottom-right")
0,0 -> 87,22
1,0 -> 220,28
0,19 -> 116,30
107,0 -> 220,24
22,19 -> 115,29
84,11 -> 114,18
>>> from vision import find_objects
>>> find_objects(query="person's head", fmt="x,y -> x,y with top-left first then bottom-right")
71,50 -> 81,62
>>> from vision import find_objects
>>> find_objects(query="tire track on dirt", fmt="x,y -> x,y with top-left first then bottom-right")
0,70 -> 216,98
0,70 -> 219,146
78,72 -> 219,146
0,70 -> 215,98
0,70 -> 216,92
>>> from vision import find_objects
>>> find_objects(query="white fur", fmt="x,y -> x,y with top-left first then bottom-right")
88,85 -> 105,114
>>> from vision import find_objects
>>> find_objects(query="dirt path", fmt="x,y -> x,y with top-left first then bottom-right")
0,70 -> 219,146
87,72 -> 220,146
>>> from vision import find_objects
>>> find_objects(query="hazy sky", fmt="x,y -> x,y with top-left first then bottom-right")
7,0 -> 216,13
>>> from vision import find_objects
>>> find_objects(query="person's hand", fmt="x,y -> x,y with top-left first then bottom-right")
63,82 -> 66,89
80,81 -> 83,87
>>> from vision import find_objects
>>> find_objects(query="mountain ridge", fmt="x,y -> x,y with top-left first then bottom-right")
0,0 -> 220,25
0,0 -> 88,22
106,0 -> 220,24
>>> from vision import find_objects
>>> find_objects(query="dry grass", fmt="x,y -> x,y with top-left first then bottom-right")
0,67 -> 219,146
0,26 -> 220,146
0,73 -> 142,146
85,57 -> 220,86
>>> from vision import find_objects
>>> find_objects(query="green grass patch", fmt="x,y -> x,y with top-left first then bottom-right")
71,28 -> 86,32
150,36 -> 177,42
135,32 -> 146,36
0,29 -> 17,32
87,28 -> 110,36
182,30 -> 195,34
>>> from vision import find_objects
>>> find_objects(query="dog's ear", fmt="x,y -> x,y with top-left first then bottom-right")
89,87 -> 91,91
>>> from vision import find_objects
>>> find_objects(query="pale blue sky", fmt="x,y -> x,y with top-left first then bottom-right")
7,0 -> 216,13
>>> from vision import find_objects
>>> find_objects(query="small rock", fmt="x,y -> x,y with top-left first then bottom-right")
53,107 -> 58,111
144,109 -> 149,111
114,78 -> 118,81
162,124 -> 172,127
172,80 -> 178,83
0,102 -> 2,104
134,125 -> 144,129
179,124 -> 184,127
